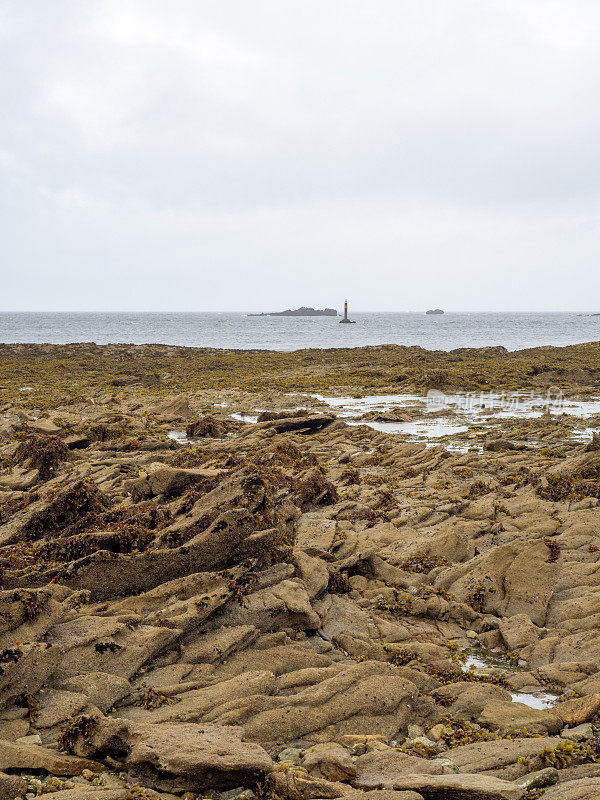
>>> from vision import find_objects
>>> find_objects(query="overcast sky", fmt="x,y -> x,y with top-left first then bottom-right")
2,1 -> 600,312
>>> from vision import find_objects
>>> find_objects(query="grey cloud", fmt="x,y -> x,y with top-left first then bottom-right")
1,0 -> 600,311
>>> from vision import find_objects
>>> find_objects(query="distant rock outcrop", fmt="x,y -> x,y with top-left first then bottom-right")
248,307 -> 337,317
426,308 -> 444,315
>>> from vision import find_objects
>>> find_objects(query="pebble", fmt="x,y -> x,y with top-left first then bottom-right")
466,630 -> 478,639
365,740 -> 391,752
410,736 -> 435,748
348,743 -> 367,756
427,724 -> 445,741
561,722 -> 594,742
517,767 -> 559,790
221,790 -> 255,800
433,757 -> 459,773
277,747 -> 304,763
16,735 -> 42,745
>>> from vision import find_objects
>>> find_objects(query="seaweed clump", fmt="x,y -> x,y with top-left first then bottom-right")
17,590 -> 47,622
465,582 -> 496,613
327,570 -> 352,595
12,435 -> 69,479
185,416 -> 231,438
398,553 -> 450,574
375,589 -> 413,617
293,470 -> 338,508
523,738 -> 600,770
58,714 -> 99,754
544,537 -> 561,563
536,463 -> 600,502
131,684 -> 180,710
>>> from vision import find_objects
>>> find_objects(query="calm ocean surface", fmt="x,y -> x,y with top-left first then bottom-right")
0,312 -> 599,352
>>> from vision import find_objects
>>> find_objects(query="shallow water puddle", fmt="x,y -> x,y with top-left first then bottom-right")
347,418 -> 469,438
230,408 -> 308,424
462,652 -> 559,709
454,395 -> 600,421
443,442 -> 483,454
311,393 -> 424,414
571,426 -> 599,441
510,691 -> 558,710
167,430 -> 190,444
231,412 -> 259,423
312,393 -> 472,447
314,391 -> 600,422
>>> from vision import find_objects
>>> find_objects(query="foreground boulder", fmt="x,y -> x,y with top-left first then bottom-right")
0,740 -> 103,775
0,771 -> 27,800
303,742 -> 358,781
553,693 -> 600,726
127,722 -> 274,791
354,750 -> 445,786
61,717 -> 274,791
353,772 -> 524,800
477,699 -> 562,734
543,777 -> 600,799
125,462 -> 224,499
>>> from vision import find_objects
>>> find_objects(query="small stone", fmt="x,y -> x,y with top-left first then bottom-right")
277,747 -> 304,763
303,743 -> 357,782
466,630 -> 478,639
16,735 -> 42,746
338,734 -> 387,747
348,743 -> 367,756
81,770 -> 94,781
428,724 -> 445,742
517,767 -> 559,790
411,736 -> 435,748
100,774 -> 127,789
26,793 -> 35,799
365,740 -> 391,752
407,724 -> 425,738
561,722 -> 594,741
221,791 -> 255,800
554,693 -> 600,726
433,757 -> 459,773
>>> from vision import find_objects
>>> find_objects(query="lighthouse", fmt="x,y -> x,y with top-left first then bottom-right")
339,299 -> 355,324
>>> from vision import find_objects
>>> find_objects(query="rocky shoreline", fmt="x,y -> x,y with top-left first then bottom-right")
2,343 -> 600,800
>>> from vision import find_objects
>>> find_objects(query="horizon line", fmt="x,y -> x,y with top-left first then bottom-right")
1,310 -> 599,315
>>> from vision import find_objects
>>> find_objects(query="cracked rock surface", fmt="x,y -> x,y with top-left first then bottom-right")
2,343 -> 600,800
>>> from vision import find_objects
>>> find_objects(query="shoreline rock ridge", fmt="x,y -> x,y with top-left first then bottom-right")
1,341 -> 600,800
